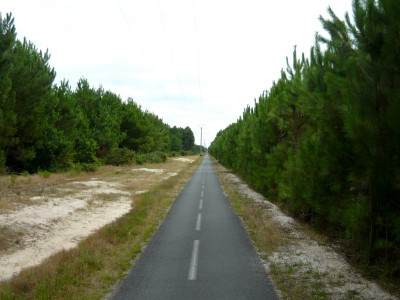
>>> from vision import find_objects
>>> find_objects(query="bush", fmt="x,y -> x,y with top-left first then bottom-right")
74,137 -> 98,164
135,152 -> 167,165
104,148 -> 135,165
81,163 -> 99,172
69,162 -> 99,174
38,170 -> 51,178
0,151 -> 6,174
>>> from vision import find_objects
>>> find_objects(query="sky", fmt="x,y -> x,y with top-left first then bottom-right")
2,0 -> 353,147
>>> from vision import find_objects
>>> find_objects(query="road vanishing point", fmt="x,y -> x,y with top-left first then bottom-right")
112,154 -> 279,299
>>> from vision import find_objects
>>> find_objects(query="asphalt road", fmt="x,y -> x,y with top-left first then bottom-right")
112,154 -> 279,299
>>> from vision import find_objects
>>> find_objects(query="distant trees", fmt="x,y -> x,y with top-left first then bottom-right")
209,0 -> 400,280
0,12 -> 198,173
170,126 -> 195,152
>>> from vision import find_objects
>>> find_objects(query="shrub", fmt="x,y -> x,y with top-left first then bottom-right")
81,163 -> 99,172
104,148 -> 135,166
135,152 -> 167,165
38,170 -> 51,178
0,151 -> 6,174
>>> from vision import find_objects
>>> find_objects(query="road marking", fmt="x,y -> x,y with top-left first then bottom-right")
200,190 -> 204,197
199,199 -> 203,210
188,240 -> 199,280
196,213 -> 202,230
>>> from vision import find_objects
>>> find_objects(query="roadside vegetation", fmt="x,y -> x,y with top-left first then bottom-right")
0,12 -> 203,175
0,10 -> 206,299
0,156 -> 202,299
209,0 -> 400,288
213,158 -> 398,299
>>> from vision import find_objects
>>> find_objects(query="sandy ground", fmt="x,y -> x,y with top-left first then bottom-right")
220,170 -> 398,300
0,157 -> 195,282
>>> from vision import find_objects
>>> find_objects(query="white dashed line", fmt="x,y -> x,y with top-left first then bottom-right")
199,199 -> 203,210
196,213 -> 202,230
188,240 -> 200,280
201,190 -> 204,197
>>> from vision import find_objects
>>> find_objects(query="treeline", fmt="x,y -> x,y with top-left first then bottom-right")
0,13 -> 198,173
209,0 -> 400,280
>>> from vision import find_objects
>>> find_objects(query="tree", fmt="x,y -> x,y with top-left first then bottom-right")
210,0 -> 400,279
182,126 -> 195,151
0,13 -> 16,172
7,38 -> 56,172
169,126 -> 183,152
74,79 -> 124,157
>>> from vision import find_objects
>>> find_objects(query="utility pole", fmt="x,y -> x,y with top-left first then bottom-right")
200,127 -> 203,153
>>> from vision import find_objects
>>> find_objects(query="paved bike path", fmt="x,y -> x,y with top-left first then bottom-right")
112,154 -> 279,299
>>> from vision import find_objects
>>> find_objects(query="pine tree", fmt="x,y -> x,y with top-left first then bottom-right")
0,13 -> 16,172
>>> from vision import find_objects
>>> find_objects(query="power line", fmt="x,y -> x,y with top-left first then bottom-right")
155,0 -> 187,104
191,0 -> 203,122
114,0 -> 171,103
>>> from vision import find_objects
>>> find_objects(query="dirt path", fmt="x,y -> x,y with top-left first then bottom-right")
0,157 -> 196,282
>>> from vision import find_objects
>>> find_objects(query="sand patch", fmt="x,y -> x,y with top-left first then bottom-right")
0,180 -> 132,281
132,168 -> 164,173
0,197 -> 131,281
172,157 -> 195,163
0,155 -> 199,282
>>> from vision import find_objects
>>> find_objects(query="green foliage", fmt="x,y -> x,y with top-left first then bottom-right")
75,79 -> 125,157
169,126 -> 196,152
0,13 -> 196,175
209,0 -> 400,282
38,170 -> 51,178
0,151 -> 6,174
135,152 -> 167,165
0,13 -> 17,173
74,137 -> 98,164
7,38 -> 56,172
81,163 -> 99,172
104,148 -> 135,166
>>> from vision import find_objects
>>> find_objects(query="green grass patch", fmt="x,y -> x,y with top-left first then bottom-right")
38,170 -> 51,178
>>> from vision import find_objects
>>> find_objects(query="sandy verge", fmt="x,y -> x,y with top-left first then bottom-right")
220,170 -> 397,300
0,157 -> 195,282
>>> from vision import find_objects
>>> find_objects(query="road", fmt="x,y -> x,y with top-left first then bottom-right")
112,154 -> 279,299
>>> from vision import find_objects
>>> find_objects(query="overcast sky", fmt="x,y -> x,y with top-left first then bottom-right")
2,0 -> 352,147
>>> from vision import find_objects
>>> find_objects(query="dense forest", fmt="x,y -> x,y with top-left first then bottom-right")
209,0 -> 400,282
0,13 -> 199,174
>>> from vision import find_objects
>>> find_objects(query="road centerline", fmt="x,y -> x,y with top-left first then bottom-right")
196,213 -> 202,230
188,240 -> 200,280
112,154 -> 279,299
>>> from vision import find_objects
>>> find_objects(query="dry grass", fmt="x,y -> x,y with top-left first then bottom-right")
212,163 -> 287,258
0,156 -> 202,299
211,161 -> 332,299
211,158 -> 398,300
0,226 -> 23,252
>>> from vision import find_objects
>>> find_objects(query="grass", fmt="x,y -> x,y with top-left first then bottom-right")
0,156 -> 202,299
210,158 -> 333,299
38,170 -> 52,178
211,160 -> 287,258
211,158 -> 400,299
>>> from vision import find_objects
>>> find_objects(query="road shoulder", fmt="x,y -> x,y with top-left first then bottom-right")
212,158 -> 398,300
